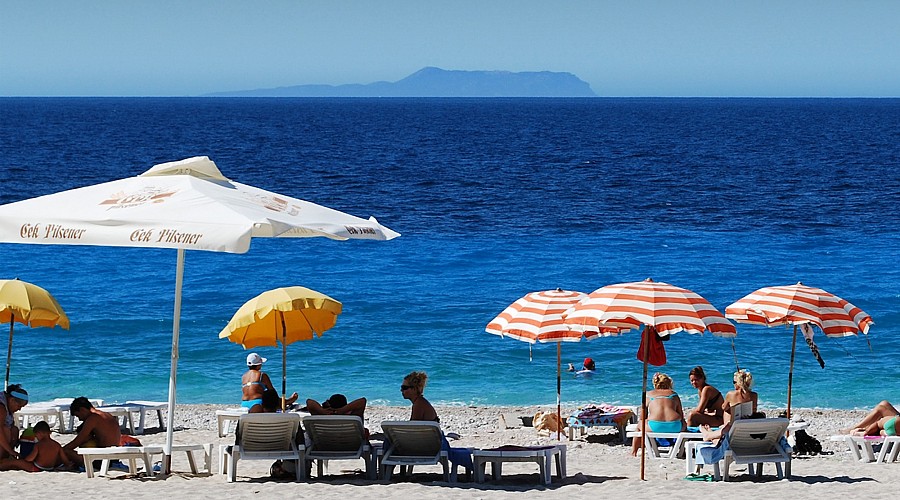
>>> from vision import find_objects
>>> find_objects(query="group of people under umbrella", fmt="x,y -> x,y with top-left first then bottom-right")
486,279 -> 873,479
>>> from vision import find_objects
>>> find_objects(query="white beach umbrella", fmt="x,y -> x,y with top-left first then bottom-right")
0,156 -> 399,472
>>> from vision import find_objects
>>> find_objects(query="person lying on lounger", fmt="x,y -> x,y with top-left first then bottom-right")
631,372 -> 687,456
305,394 -> 367,419
843,400 -> 900,436
0,421 -> 76,472
62,397 -> 121,464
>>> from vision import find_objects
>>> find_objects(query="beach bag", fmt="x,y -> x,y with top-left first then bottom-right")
792,429 -> 822,455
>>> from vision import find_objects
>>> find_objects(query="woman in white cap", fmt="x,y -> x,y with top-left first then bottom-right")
241,353 -> 298,409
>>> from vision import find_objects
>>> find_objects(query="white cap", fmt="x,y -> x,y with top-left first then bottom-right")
246,353 -> 267,366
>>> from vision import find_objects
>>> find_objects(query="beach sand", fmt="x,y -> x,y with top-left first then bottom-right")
1,405 -> 896,499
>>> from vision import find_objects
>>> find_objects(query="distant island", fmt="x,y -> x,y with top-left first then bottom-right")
204,67 -> 596,97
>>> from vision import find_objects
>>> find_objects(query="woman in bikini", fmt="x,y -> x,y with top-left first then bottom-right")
241,353 -> 298,409
723,369 -> 758,423
631,372 -> 686,456
844,400 -> 900,436
401,371 -> 439,422
685,366 -> 725,427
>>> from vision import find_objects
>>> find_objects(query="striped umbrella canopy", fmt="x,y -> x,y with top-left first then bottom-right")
563,278 -> 735,480
486,288 -> 588,440
725,282 -> 872,419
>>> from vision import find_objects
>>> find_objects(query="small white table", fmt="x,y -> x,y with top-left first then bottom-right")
473,445 -> 566,485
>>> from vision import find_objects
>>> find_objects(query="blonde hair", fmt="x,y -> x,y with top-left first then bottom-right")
403,371 -> 428,393
733,369 -> 753,391
652,372 -> 673,390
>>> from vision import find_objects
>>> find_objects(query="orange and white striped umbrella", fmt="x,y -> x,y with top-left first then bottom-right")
725,282 -> 872,336
725,282 -> 872,420
562,278 -> 736,339
562,278 -> 734,480
486,288 -> 589,441
486,288 -> 588,343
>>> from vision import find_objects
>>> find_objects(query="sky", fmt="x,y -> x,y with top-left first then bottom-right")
1,0 -> 898,97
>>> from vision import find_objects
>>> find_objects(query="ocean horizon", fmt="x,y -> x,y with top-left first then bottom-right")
0,97 -> 897,412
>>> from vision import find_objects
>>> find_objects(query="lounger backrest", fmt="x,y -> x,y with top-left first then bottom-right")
303,415 -> 366,453
236,413 -> 301,454
730,401 -> 754,421
381,421 -> 443,458
727,417 -> 789,455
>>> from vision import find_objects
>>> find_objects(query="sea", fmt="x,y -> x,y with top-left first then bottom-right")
0,97 -> 898,412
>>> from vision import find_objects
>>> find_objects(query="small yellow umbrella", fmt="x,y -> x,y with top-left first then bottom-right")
219,286 -> 342,409
0,278 -> 70,389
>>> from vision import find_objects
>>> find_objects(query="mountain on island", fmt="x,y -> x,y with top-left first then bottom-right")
204,67 -> 596,97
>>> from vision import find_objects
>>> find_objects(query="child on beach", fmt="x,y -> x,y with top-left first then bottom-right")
0,421 -> 75,472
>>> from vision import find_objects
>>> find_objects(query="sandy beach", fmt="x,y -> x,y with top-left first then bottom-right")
0,404 -> 897,499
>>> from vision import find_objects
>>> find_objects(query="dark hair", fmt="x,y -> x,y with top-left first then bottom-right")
5,383 -> 26,397
33,420 -> 51,434
689,366 -> 707,380
323,394 -> 348,409
70,396 -> 94,412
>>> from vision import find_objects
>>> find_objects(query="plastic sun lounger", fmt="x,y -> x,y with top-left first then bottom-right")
830,434 -> 892,462
686,418 -> 791,482
567,405 -> 636,442
124,401 -> 168,434
472,444 -> 566,485
625,424 -> 705,459
215,408 -> 249,437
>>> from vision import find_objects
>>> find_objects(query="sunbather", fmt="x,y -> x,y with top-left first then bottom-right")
0,384 -> 27,460
402,371 -> 439,422
843,400 -> 900,436
685,366 -> 725,427
241,353 -> 298,409
723,369 -> 758,423
305,394 -> 367,419
0,421 -> 76,472
631,372 -> 686,456
62,397 -> 122,464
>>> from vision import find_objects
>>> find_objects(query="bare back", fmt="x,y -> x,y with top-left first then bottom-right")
645,389 -> 684,422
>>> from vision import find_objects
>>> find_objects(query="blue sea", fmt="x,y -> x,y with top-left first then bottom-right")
0,97 -> 898,412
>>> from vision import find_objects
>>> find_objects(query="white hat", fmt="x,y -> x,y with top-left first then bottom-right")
246,353 -> 267,366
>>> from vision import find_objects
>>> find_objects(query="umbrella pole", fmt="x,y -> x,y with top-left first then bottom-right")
640,326 -> 651,481
5,315 -> 13,390
282,315 -> 287,412
787,324 -> 798,421
163,248 -> 185,474
557,342 -> 561,441
731,338 -> 740,371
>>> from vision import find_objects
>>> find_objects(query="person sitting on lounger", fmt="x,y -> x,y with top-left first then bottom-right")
0,421 -> 76,472
62,397 -> 122,464
241,352 -> 298,410
248,388 -> 283,414
843,400 -> 900,436
631,372 -> 687,456
0,384 -> 28,460
685,366 -> 725,427
305,394 -> 367,419
723,369 -> 759,423
402,371 -> 439,422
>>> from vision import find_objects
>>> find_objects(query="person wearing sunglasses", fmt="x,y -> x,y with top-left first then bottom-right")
401,371 -> 439,422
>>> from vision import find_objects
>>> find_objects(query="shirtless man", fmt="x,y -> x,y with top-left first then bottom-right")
62,397 -> 121,463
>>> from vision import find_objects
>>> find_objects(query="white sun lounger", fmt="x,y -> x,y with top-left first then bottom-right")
830,434 -> 900,463
472,444 -> 566,485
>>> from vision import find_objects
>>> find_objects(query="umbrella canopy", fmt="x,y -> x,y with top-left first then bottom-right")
0,156 -> 398,471
563,278 -> 735,479
486,288 -> 587,440
0,278 -> 70,389
725,282 -> 872,419
219,286 -> 342,409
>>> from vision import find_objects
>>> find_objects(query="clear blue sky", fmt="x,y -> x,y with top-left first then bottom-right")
2,0 -> 898,97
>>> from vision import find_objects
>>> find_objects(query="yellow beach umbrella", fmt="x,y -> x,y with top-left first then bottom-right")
0,278 -> 70,389
219,286 -> 342,409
